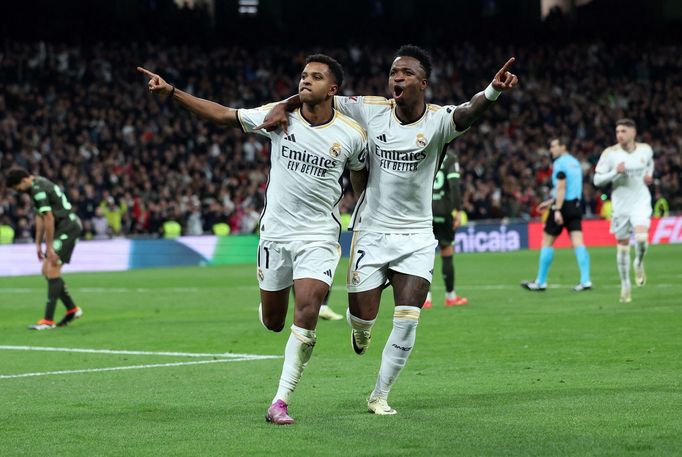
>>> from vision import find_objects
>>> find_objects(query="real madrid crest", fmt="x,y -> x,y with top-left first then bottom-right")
416,133 -> 428,147
352,271 -> 360,285
329,142 -> 341,157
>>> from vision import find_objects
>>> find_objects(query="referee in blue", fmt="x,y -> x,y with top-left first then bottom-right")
522,137 -> 591,291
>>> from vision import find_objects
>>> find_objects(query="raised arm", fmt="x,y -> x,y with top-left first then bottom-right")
453,58 -> 519,131
137,67 -> 239,127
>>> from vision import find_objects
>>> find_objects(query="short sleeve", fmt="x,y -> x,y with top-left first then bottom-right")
441,105 -> 469,143
237,105 -> 274,139
33,190 -> 52,214
554,159 -> 567,179
348,138 -> 367,172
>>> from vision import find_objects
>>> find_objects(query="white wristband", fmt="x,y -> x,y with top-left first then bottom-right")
484,83 -> 501,101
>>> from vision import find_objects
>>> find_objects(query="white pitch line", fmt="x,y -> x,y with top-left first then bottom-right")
0,357 -> 278,380
0,345 -> 280,360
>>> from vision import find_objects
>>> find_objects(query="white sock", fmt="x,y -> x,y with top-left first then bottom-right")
634,233 -> 648,266
617,245 -> 631,288
445,291 -> 456,300
426,291 -> 432,302
272,325 -> 316,405
371,306 -> 420,400
319,304 -> 330,313
346,308 -> 376,332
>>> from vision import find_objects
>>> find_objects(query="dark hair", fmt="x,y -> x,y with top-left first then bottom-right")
393,44 -> 432,79
305,54 -> 344,88
551,136 -> 570,149
616,118 -> 636,129
5,168 -> 30,188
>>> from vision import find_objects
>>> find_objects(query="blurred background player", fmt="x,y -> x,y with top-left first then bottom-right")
521,137 -> 591,292
424,149 -> 468,308
5,168 -> 83,330
593,119 -> 654,303
138,54 -> 366,425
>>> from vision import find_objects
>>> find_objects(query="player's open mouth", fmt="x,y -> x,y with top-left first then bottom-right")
393,86 -> 404,99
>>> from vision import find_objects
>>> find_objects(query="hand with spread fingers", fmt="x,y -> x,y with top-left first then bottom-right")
137,66 -> 173,97
491,57 -> 519,92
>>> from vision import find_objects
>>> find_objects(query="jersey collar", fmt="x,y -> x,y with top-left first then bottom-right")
296,108 -> 337,129
392,103 -> 428,126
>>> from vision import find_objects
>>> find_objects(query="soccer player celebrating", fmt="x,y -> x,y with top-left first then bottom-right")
521,137 -> 591,292
424,149 -> 468,308
261,45 -> 517,414
138,54 -> 367,425
5,168 -> 83,329
593,119 -> 654,303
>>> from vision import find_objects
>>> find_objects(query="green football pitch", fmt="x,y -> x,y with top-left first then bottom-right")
1,245 -> 680,456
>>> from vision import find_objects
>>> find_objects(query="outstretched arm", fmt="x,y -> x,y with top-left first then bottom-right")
453,57 -> 519,131
137,67 -> 239,127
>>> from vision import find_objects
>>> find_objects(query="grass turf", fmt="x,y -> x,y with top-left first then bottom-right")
1,245 -> 681,456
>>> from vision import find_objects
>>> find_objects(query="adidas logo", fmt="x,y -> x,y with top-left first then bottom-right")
323,269 -> 332,278
285,134 -> 296,142
376,134 -> 387,142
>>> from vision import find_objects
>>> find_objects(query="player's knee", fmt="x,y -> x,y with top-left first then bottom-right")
635,233 -> 648,244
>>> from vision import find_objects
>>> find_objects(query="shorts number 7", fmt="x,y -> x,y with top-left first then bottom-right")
355,249 -> 366,271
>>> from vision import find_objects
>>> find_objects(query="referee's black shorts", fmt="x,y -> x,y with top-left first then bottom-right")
544,199 -> 583,236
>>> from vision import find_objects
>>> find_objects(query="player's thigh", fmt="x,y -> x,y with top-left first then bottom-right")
390,271 -> 431,307
260,286 -> 291,330
256,240 -> 294,292
347,231 -> 390,294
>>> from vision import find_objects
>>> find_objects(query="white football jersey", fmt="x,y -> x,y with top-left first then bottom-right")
238,105 -> 367,242
334,96 -> 467,233
594,142 -> 654,216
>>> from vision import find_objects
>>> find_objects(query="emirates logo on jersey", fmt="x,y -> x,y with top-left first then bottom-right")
329,142 -> 341,158
416,133 -> 428,147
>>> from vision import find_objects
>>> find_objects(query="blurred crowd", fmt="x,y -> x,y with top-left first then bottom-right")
0,41 -> 680,241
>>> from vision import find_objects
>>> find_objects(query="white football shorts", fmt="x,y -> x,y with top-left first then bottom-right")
256,239 -> 341,291
610,209 -> 651,241
346,231 -> 438,293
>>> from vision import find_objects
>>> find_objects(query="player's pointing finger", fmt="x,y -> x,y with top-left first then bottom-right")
499,57 -> 516,75
136,66 -> 156,78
